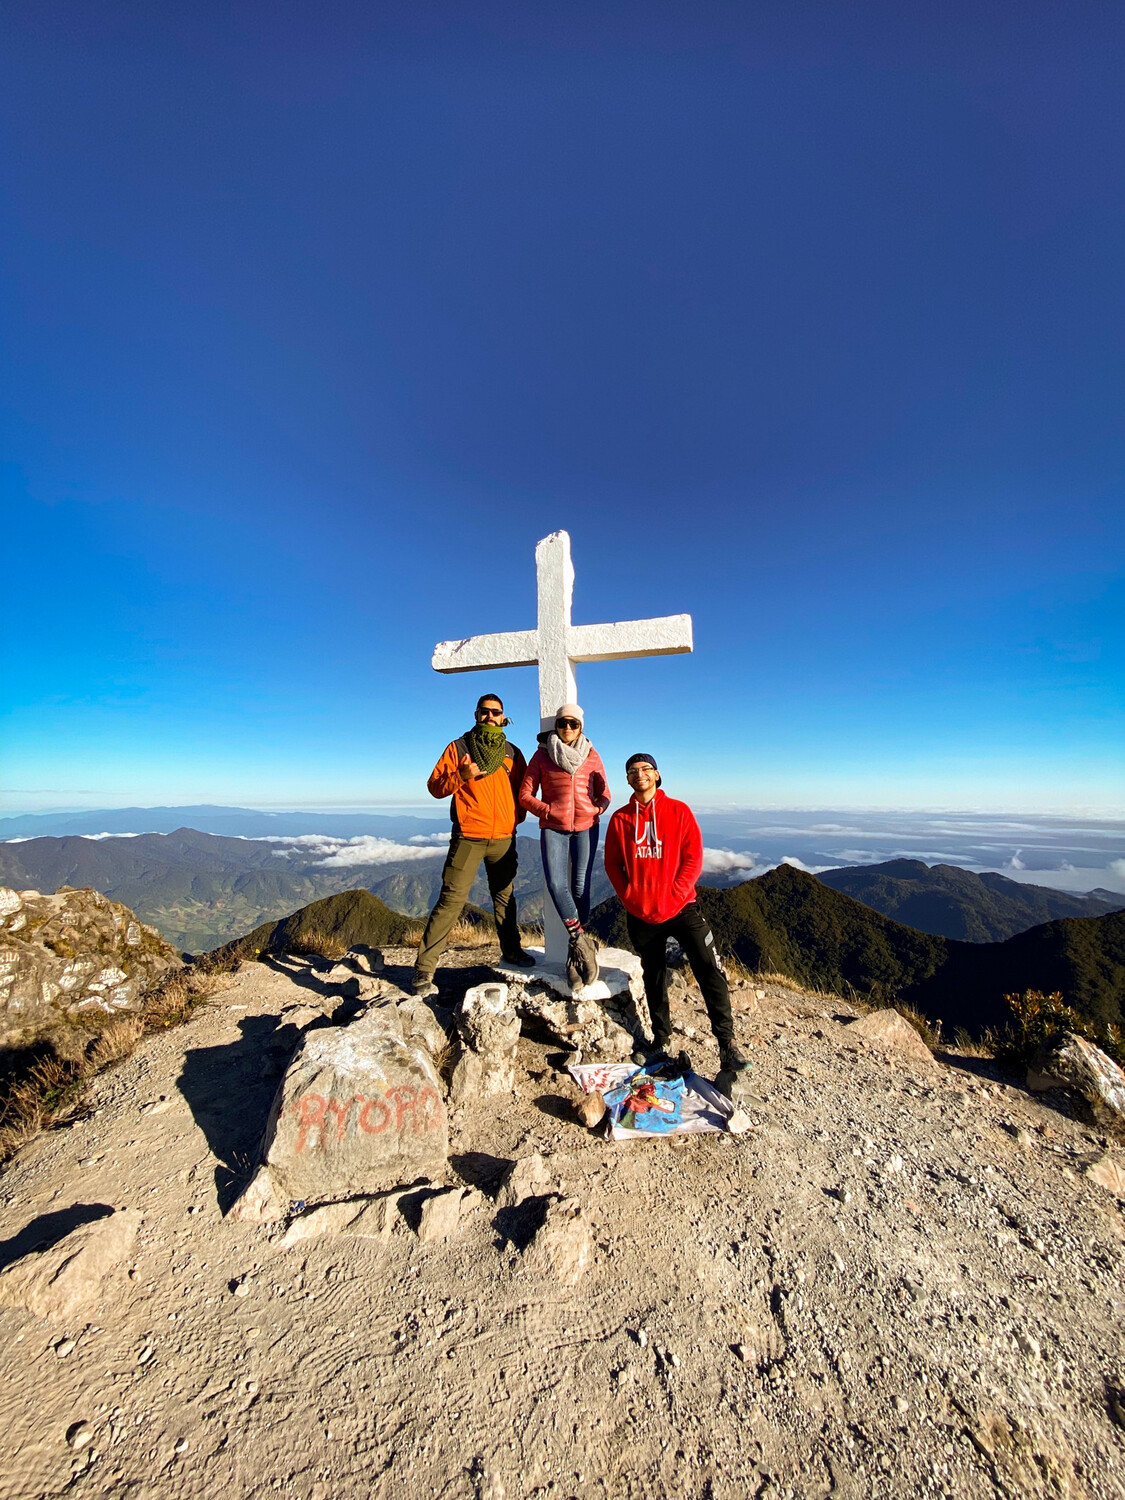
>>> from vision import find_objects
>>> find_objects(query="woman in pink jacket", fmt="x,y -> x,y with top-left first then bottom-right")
518,702 -> 611,987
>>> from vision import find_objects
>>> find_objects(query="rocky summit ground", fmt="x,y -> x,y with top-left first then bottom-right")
1,945 -> 1124,1500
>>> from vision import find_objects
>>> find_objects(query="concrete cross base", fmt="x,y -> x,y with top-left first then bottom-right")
494,945 -> 642,1003
494,946 -> 650,1060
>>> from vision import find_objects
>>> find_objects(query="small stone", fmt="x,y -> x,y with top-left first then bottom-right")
1015,1331 -> 1041,1360
847,1009 -> 935,1066
894,1396 -> 909,1414
230,1276 -> 252,1297
416,1188 -> 463,1244
1085,1152 -> 1125,1197
635,1329 -> 648,1349
733,1344 -> 751,1362
228,1167 -> 286,1224
280,1201 -> 366,1248
521,1198 -> 594,1285
725,1107 -> 753,1134
66,1421 -> 93,1450
138,1346 -> 154,1365
498,1153 -> 553,1208
886,1155 -> 904,1175
173,1438 -> 189,1454
54,1339 -> 76,1358
348,1191 -> 406,1242
575,1092 -> 606,1129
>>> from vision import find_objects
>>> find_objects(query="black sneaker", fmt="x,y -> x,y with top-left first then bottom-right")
501,949 -> 536,969
631,1034 -> 672,1067
718,1041 -> 751,1074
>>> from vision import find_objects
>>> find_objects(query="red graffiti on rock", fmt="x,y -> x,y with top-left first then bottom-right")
291,1086 -> 442,1153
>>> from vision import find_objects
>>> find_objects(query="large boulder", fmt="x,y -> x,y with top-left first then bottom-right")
1027,1033 -> 1125,1139
0,887 -> 181,1044
252,1004 -> 448,1205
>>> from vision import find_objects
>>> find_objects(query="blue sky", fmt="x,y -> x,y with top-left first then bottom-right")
2,2 -> 1123,815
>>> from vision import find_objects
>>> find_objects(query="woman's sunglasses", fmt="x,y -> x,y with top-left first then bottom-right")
555,718 -> 582,730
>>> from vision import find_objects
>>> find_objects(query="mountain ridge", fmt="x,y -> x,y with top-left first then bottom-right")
816,857 -> 1122,940
587,864 -> 1125,1038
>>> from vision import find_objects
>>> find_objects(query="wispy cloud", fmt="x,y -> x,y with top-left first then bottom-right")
701,848 -> 760,876
267,834 -> 444,867
700,849 -> 836,879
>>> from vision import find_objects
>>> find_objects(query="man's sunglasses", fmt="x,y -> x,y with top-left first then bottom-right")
476,706 -> 505,718
626,763 -> 655,775
555,717 -> 581,730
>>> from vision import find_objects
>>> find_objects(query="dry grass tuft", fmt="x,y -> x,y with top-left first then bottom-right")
0,963 -> 232,1166
890,1002 -> 942,1050
950,1026 -> 996,1059
400,918 -> 504,950
288,925 -> 349,962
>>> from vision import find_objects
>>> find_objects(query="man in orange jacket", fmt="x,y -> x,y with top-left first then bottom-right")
412,692 -> 534,996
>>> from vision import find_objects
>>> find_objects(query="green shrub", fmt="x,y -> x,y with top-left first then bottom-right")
993,989 -> 1125,1070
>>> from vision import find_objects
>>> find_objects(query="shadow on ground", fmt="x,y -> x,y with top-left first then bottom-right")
0,1202 -> 114,1271
450,1151 -> 512,1194
492,1194 -> 553,1251
178,1014 -> 287,1213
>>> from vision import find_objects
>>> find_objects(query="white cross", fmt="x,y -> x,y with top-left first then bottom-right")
431,530 -> 692,972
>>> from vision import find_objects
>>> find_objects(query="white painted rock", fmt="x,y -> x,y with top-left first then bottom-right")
458,983 -> 520,1096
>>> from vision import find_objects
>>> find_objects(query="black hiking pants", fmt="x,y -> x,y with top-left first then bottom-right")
626,901 -> 733,1048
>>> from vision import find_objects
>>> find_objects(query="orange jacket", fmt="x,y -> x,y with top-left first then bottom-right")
427,737 -> 528,841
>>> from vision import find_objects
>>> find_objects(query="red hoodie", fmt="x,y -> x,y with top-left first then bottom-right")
603,789 -> 703,925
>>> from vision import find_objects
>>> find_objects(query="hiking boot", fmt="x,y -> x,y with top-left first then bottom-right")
718,1041 -> 751,1074
501,948 -> 536,969
565,929 -> 583,990
575,928 -> 599,986
412,975 -> 439,1000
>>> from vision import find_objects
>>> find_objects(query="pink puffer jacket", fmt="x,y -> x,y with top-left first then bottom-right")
518,745 -> 611,833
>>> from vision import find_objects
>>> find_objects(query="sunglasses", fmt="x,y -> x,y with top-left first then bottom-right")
555,718 -> 582,730
476,706 -> 505,719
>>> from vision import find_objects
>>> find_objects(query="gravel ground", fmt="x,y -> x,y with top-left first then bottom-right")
0,946 -> 1123,1500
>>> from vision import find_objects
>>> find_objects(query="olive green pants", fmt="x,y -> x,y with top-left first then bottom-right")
414,832 -> 520,980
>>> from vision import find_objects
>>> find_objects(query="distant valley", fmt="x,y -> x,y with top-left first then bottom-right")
0,825 -> 1118,956
0,826 -> 613,951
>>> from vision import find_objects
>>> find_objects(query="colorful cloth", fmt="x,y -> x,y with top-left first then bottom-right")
603,1071 -> 685,1134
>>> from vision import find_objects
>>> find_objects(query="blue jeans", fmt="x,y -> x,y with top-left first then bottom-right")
540,825 -> 600,926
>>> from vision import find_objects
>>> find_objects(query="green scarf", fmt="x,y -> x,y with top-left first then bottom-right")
463,721 -> 509,777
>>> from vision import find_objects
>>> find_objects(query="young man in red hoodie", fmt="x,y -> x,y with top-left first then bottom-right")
604,752 -> 749,1076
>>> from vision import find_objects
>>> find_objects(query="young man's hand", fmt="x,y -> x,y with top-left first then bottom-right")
459,753 -> 482,781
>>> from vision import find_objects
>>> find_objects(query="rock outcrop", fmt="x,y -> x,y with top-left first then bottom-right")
1027,1032 -> 1125,1139
0,886 -> 181,1043
0,1208 -> 140,1322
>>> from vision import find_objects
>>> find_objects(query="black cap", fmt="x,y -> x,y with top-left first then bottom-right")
625,752 -> 661,787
